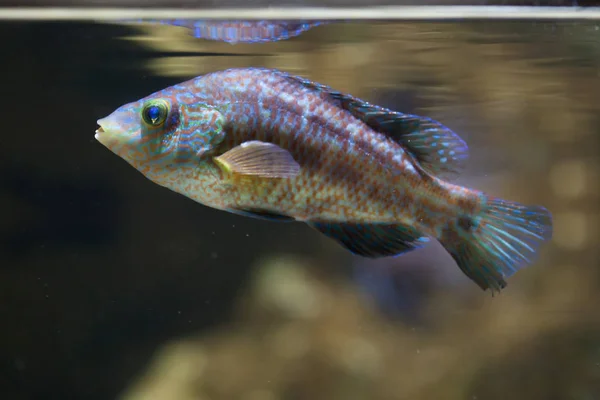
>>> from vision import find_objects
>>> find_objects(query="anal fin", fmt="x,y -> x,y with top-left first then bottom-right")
230,207 -> 296,222
308,221 -> 430,258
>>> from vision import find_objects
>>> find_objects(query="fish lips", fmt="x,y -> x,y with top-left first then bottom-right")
94,118 -> 124,153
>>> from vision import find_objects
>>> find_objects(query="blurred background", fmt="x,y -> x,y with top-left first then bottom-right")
0,9 -> 599,400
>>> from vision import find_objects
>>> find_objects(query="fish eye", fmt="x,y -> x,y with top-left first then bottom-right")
141,100 -> 170,126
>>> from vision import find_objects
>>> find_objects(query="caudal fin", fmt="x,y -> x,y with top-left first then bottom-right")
440,197 -> 553,293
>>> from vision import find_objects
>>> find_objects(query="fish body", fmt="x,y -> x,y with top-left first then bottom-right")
95,68 -> 553,293
123,20 -> 326,44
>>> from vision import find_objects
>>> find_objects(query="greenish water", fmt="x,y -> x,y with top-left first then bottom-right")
1,16 -> 598,400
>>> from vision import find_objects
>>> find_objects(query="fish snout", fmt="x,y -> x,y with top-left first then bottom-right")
95,117 -> 109,140
95,117 -> 126,150
95,114 -> 147,163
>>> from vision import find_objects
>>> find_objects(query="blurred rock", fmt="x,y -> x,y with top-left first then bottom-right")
119,254 -> 600,400
468,326 -> 600,400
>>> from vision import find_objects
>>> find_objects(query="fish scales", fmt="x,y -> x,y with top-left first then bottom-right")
194,70 -> 446,225
95,67 -> 553,294
127,69 -> 431,224
179,69 -> 452,225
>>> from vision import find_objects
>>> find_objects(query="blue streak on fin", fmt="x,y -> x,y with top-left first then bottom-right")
229,208 -> 296,222
279,71 -> 468,180
374,114 -> 469,181
439,196 -> 553,293
308,222 -> 430,258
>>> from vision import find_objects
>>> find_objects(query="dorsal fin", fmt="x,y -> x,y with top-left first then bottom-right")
279,71 -> 469,180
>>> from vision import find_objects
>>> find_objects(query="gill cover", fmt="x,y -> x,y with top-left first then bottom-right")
141,100 -> 226,162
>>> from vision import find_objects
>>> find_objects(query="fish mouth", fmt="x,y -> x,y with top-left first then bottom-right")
94,119 -> 133,157
94,120 -> 112,147
95,119 -> 109,142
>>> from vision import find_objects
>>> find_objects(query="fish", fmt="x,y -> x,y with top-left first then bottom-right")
95,67 -> 553,294
122,20 -> 327,44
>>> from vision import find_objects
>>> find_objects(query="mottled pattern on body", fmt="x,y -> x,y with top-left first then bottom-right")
95,67 -> 553,294
116,69 -> 473,231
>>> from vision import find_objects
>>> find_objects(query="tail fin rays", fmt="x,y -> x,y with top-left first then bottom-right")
440,196 -> 553,293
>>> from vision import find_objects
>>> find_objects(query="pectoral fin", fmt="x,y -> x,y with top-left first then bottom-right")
214,141 -> 300,179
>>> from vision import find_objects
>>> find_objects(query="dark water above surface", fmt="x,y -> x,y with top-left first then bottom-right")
1,18 -> 599,400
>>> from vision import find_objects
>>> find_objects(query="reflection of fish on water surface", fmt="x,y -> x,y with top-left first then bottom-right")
121,20 -> 328,44
94,67 -> 553,294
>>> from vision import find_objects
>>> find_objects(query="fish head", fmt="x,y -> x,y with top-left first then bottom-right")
95,93 -> 227,171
